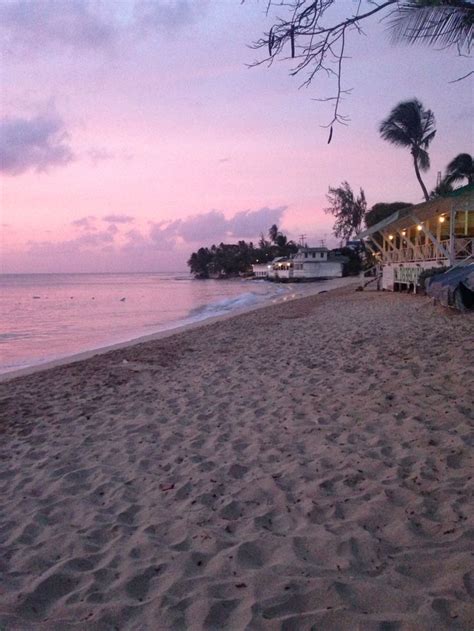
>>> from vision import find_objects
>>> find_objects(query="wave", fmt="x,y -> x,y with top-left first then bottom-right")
0,332 -> 33,343
187,291 -> 264,321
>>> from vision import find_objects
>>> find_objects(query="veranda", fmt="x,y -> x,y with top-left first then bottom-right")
358,186 -> 474,291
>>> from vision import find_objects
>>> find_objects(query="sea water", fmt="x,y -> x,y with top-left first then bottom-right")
0,272 -> 354,374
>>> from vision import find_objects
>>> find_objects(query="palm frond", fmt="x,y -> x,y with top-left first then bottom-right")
379,99 -> 436,147
421,128 -> 437,148
379,119 -> 412,146
445,152 -> 474,183
418,147 -> 430,171
390,1 -> 474,54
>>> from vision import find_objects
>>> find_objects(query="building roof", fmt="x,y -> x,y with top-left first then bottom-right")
357,184 -> 474,239
297,246 -> 328,252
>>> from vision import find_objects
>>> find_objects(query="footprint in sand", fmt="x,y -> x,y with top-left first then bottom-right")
236,541 -> 264,569
203,598 -> 239,629
17,573 -> 79,620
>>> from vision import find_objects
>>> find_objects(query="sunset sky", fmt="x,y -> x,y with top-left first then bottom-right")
1,0 -> 472,273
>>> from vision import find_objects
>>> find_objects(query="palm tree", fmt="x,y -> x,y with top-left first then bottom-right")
379,99 -> 436,201
444,153 -> 474,187
390,1 -> 474,56
430,180 -> 453,199
268,224 -> 279,243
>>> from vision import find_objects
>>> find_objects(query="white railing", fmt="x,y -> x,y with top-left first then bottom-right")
383,238 -> 472,263
454,238 -> 474,258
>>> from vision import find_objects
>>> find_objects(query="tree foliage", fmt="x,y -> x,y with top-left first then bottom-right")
390,1 -> 474,54
379,99 -> 436,201
365,201 -> 413,246
249,1 -> 473,134
325,181 -> 367,241
444,152 -> 474,186
429,153 -> 473,198
365,201 -> 413,228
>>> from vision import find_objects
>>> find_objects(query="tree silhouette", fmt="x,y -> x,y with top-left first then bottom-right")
268,224 -> 279,243
390,1 -> 474,55
248,1 -> 473,135
444,153 -> 474,186
379,99 -> 436,201
325,181 -> 367,242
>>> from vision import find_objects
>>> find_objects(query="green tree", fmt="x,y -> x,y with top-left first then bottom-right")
325,181 -> 367,242
268,224 -> 279,243
365,202 -> 413,228
430,180 -> 454,199
187,247 -> 212,278
379,99 -> 436,201
187,225 -> 297,277
259,232 -> 269,249
267,224 -> 298,256
365,201 -> 413,248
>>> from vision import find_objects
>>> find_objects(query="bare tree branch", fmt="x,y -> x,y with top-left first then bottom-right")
449,69 -> 474,82
247,1 -> 473,139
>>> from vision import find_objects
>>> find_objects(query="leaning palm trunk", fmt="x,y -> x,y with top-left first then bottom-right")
412,148 -> 430,201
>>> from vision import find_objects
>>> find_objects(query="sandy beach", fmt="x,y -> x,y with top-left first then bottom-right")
1,287 -> 473,631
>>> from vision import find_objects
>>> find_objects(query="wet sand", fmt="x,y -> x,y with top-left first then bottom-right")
1,287 -> 473,630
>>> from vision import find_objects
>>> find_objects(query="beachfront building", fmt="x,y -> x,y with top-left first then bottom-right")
357,185 -> 474,291
252,263 -> 271,278
257,247 -> 344,281
268,257 -> 294,280
292,246 -> 343,280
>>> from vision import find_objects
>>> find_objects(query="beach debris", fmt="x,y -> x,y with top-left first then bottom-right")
159,483 -> 175,492
235,583 -> 247,589
122,359 -> 128,364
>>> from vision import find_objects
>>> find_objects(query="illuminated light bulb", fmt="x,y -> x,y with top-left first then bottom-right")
401,230 -> 407,236
439,215 -> 445,223
417,224 -> 423,231
388,234 -> 394,240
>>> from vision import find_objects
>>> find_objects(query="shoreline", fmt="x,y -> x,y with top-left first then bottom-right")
1,287 -> 472,629
0,276 -> 360,383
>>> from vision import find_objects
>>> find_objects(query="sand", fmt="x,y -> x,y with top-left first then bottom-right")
0,287 -> 473,630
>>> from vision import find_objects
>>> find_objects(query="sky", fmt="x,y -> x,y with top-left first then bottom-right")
1,0 -> 472,273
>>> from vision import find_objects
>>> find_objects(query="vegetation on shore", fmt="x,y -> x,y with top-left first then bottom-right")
187,225 -> 297,278
325,182 -> 367,242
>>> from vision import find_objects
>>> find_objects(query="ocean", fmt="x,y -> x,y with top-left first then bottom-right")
0,272 -> 352,375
